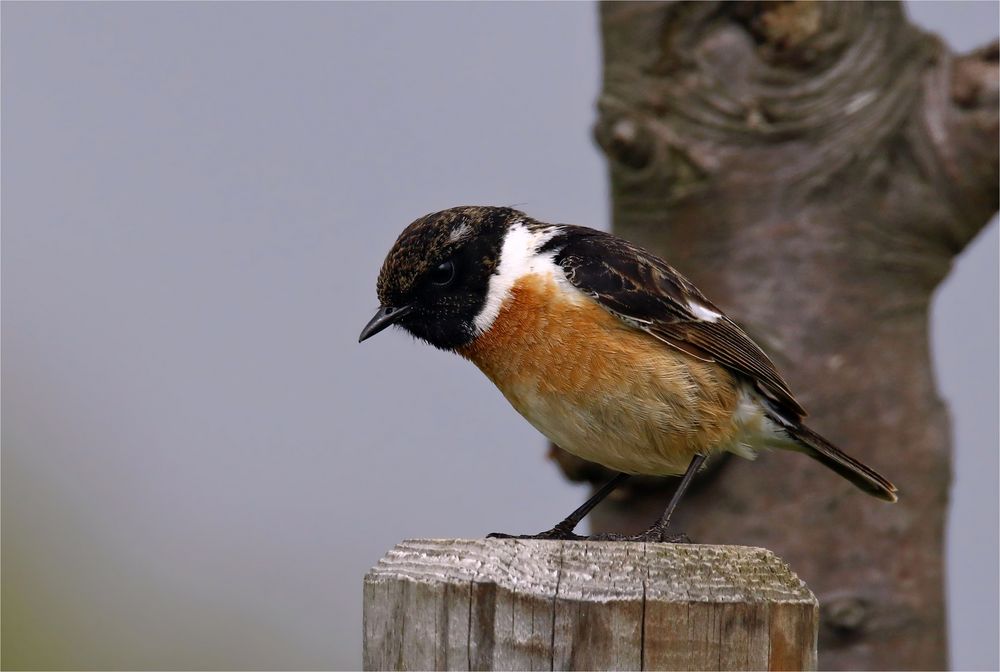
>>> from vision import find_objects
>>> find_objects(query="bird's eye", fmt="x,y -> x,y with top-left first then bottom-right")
429,260 -> 456,286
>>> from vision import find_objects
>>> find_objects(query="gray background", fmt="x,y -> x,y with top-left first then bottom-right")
2,2 -> 996,669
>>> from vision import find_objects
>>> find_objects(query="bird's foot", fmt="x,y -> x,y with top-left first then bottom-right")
486,524 -> 584,541
588,527 -> 692,543
487,526 -> 690,543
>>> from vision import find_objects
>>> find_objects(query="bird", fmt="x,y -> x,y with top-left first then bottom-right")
359,206 -> 897,542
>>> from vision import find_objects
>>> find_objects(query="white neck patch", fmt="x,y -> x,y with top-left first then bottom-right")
472,221 -> 561,335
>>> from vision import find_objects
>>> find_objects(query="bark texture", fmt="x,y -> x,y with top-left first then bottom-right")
550,2 -> 998,670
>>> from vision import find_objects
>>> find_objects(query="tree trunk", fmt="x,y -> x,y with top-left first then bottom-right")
551,2 -> 998,669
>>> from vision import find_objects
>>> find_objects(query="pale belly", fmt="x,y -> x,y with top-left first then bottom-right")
458,274 -> 783,476
503,380 -> 709,475
495,369 -> 770,476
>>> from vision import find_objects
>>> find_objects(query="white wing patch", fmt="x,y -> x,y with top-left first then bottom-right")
687,300 -> 721,322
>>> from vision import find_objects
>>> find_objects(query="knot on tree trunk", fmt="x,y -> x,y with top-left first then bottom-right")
593,1 -> 996,274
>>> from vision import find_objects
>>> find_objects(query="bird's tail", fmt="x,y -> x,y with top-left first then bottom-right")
783,423 -> 898,502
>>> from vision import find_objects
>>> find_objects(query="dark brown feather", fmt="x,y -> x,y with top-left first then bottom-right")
549,226 -> 806,420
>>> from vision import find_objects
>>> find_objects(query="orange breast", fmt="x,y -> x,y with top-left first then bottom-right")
458,274 -> 744,475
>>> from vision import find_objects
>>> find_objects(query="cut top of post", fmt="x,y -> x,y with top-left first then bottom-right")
363,539 -> 818,671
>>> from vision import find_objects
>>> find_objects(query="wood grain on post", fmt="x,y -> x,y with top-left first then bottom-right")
363,539 -> 818,671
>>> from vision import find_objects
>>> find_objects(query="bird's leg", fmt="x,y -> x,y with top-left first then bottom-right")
590,454 -> 706,543
487,472 -> 631,540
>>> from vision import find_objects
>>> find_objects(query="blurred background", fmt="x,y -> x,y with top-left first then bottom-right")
2,2 -> 996,669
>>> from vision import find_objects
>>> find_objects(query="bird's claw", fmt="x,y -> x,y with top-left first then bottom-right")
487,527 -> 689,543
588,528 -> 692,543
486,526 -> 584,541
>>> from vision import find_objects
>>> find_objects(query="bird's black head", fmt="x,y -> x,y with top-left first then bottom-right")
359,206 -> 525,350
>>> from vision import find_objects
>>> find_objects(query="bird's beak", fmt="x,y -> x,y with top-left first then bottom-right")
358,304 -> 413,343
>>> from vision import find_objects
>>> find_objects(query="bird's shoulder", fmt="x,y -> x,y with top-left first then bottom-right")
542,225 -> 807,420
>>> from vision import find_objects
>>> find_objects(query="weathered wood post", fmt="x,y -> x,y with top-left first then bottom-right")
363,539 -> 818,671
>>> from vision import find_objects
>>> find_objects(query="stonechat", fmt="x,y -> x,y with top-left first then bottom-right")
359,206 -> 897,541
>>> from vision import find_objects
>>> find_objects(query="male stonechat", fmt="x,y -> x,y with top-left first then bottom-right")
359,206 -> 897,541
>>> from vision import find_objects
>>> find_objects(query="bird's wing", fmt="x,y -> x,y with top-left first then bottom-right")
548,226 -> 806,420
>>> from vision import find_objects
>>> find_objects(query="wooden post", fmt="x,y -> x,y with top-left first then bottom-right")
363,539 -> 818,671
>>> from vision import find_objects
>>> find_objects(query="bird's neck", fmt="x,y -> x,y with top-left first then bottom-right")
458,273 -> 609,390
